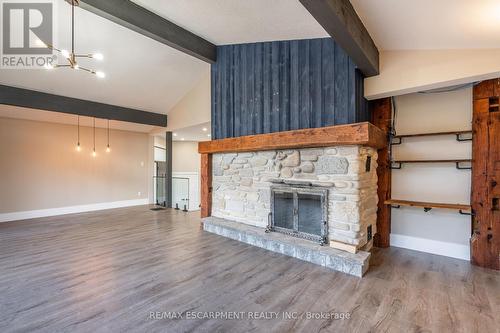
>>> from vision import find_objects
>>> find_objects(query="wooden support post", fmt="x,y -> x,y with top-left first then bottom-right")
471,79 -> 500,270
200,154 -> 212,219
370,98 -> 392,248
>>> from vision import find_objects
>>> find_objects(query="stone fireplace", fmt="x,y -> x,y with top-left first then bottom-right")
210,146 -> 378,252
199,123 -> 386,277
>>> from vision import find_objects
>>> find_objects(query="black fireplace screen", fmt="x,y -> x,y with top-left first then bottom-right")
268,185 -> 328,245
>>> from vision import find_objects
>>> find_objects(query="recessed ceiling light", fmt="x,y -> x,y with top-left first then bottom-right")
173,133 -> 177,137
202,127 -> 207,132
181,138 -> 185,141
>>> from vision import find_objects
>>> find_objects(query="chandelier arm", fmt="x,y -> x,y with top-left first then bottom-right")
78,66 -> 95,74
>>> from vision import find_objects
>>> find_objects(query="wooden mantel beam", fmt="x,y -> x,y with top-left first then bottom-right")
299,0 -> 379,77
199,122 -> 386,154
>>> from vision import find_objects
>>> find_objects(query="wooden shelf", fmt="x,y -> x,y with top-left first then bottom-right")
385,199 -> 471,213
393,130 -> 472,139
392,130 -> 472,144
390,159 -> 472,170
392,159 -> 471,164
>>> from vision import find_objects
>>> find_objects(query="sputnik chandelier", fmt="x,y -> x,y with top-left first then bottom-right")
41,0 -> 105,78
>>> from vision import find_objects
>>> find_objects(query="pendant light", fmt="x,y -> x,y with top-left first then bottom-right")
106,119 -> 111,153
92,118 -> 97,157
76,115 -> 81,151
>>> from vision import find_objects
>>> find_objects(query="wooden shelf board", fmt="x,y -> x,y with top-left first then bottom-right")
393,130 -> 472,139
385,199 -> 471,212
198,122 -> 387,154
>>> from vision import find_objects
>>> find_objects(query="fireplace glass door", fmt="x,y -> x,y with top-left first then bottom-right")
270,185 -> 328,244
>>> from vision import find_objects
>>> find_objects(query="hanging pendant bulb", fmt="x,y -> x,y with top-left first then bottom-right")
92,117 -> 97,158
76,115 -> 81,151
106,119 -> 111,153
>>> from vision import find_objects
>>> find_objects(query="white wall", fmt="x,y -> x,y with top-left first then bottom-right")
0,117 -> 151,222
390,88 -> 472,260
365,49 -> 500,100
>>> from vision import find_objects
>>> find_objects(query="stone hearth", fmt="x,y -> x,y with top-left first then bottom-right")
203,216 -> 370,277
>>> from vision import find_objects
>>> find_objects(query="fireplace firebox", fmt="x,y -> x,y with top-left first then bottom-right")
267,185 -> 328,245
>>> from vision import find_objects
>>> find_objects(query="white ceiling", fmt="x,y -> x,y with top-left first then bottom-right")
132,0 -> 328,45
0,2 -> 209,115
170,121 -> 211,142
351,0 -> 500,50
0,105 -> 158,133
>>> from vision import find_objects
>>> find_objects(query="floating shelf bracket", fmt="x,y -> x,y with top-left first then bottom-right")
390,130 -> 473,145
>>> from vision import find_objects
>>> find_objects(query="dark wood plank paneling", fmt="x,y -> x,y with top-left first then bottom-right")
370,98 -> 392,248
199,122 -> 386,154
211,38 -> 367,140
200,154 -> 212,218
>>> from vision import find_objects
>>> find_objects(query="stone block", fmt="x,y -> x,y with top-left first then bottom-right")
250,156 -> 268,167
225,200 -> 244,213
316,156 -> 349,174
281,151 -> 300,167
240,178 -> 253,186
230,164 -> 243,170
301,161 -> 314,173
239,168 -> 254,177
280,167 -> 293,178
258,151 -> 277,159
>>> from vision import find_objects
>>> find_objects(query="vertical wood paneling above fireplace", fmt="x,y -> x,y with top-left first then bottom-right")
211,38 -> 368,140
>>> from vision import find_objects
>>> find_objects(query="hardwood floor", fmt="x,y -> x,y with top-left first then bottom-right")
0,206 -> 499,333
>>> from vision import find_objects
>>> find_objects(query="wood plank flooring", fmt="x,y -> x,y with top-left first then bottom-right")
0,206 -> 499,333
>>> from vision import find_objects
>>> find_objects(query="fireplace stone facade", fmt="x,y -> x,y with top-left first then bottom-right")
211,146 -> 379,250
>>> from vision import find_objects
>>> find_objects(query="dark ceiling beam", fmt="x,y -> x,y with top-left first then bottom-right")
79,0 -> 216,64
299,0 -> 379,77
0,85 -> 167,127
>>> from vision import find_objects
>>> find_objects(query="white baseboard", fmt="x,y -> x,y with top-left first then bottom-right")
390,233 -> 470,261
0,198 -> 149,223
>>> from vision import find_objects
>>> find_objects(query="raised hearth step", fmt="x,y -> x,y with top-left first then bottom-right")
202,216 -> 371,277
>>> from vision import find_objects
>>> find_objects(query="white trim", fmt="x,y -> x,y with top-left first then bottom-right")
390,233 -> 470,261
0,199 -> 149,223
172,172 -> 200,211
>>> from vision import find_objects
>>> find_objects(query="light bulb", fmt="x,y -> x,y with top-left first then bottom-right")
92,150 -> 97,157
181,138 -> 185,141
74,64 -> 79,70
76,143 -> 81,151
106,145 -> 111,153
92,53 -> 104,61
202,127 -> 207,132
207,134 -> 211,137
173,133 -> 177,137
95,71 -> 105,78
61,49 -> 70,58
